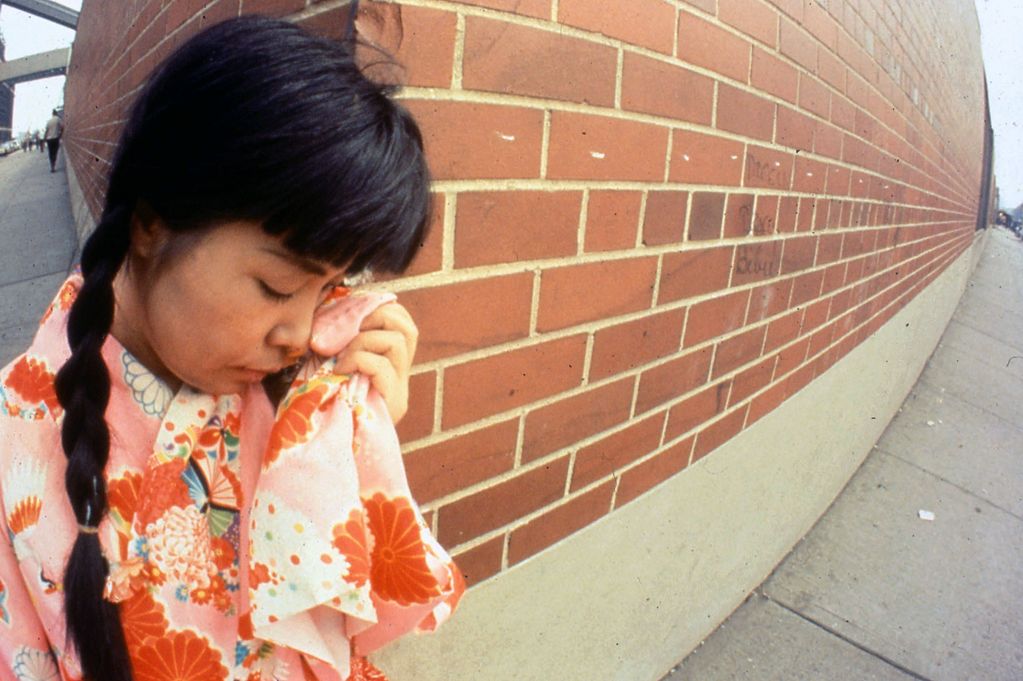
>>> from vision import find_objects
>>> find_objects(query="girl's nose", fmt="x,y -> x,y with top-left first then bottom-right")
266,308 -> 315,359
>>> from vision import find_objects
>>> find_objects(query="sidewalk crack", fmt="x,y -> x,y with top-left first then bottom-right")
759,590 -> 934,681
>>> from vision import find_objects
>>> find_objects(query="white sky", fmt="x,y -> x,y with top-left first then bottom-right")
0,0 -> 80,135
1,0 -> 1020,207
975,0 -> 1023,209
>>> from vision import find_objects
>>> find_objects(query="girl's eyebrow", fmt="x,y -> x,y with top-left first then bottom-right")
259,246 -> 327,276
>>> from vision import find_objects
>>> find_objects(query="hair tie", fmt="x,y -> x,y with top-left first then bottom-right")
78,524 -> 100,535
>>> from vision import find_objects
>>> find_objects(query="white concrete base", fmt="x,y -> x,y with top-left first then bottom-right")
64,156 -> 97,251
373,237 -> 980,681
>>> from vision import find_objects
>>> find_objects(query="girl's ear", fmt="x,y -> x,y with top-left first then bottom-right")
128,201 -> 171,262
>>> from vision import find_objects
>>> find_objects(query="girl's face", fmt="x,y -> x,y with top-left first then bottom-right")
113,219 -> 347,395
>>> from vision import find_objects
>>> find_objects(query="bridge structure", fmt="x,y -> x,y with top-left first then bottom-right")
0,0 -> 78,140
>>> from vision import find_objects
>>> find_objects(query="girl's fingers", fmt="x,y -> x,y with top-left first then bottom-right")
336,349 -> 408,423
359,303 -> 419,362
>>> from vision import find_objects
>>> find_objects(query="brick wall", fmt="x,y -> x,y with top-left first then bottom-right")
64,0 -> 987,589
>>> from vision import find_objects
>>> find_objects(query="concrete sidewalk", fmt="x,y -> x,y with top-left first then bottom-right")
666,229 -> 1023,680
0,147 -> 78,366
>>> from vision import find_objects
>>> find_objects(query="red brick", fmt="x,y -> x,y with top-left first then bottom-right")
396,371 -> 435,443
354,3 -> 456,87
754,195 -> 779,236
728,355 -> 777,405
817,233 -> 844,264
692,405 -> 748,462
776,106 -> 816,151
817,46 -> 845,91
687,192 -> 726,241
405,419 -> 518,503
522,378 -> 634,463
766,0 -> 802,20
799,73 -> 831,118
780,235 -> 818,274
669,130 -> 746,185
802,298 -> 830,331
779,18 -> 815,70
457,0 -> 550,19
747,381 -> 786,425
790,270 -> 824,306
792,156 -> 828,194
733,240 -> 783,286
537,258 -> 658,331
712,325 -> 767,378
571,414 -> 664,491
585,191 -> 642,252
401,274 -> 534,362
747,278 -> 792,323
765,310 -> 803,354
745,146 -> 793,190
831,94 -> 856,133
678,11 -> 752,82
558,0 -> 676,54
547,112 -> 670,182
684,290 -> 750,346
455,191 -> 582,267
776,196 -> 798,233
659,245 -> 734,302
451,536 -> 504,587
718,0 -> 778,46
723,193 -> 755,238
843,133 -> 879,171
717,85 -> 775,141
508,481 -> 614,564
643,191 -> 689,246
590,308 -> 686,381
621,53 -> 714,124
401,194 -> 445,276
682,0 -> 716,11
442,335 -> 587,428
665,382 -> 730,440
615,437 -> 694,508
634,345 -> 716,413
240,0 -> 300,17
797,197 -> 817,231
437,456 -> 570,544
826,164 -> 851,195
751,47 -> 797,103
815,121 -> 843,159
802,0 -> 837,49
463,17 -> 617,106
405,100 -> 543,180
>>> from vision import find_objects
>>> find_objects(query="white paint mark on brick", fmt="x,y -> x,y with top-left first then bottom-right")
590,151 -> 606,159
497,132 -> 516,142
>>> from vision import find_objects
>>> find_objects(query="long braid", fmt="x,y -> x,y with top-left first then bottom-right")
54,203 -> 134,681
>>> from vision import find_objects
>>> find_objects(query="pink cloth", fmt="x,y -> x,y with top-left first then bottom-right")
0,275 -> 463,680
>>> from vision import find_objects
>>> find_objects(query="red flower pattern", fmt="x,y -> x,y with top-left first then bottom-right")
363,493 -> 440,606
4,356 -> 60,416
264,383 -> 329,467
331,509 -> 371,588
130,629 -> 228,681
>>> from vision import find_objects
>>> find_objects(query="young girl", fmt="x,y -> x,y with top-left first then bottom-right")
0,14 -> 462,681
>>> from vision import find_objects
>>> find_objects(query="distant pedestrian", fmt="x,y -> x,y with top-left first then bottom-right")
44,109 -> 63,172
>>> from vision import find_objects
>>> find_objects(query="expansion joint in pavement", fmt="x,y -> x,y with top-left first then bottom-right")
873,447 -> 1023,523
756,589 -> 934,681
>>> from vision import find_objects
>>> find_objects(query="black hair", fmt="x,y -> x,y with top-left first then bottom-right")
54,14 -> 430,681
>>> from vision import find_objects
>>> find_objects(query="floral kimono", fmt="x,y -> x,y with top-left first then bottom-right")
0,274 -> 463,681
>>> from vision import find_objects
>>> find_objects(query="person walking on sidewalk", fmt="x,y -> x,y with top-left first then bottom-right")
44,109 -> 63,172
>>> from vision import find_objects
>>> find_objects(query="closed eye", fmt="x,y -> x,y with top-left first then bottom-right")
257,279 -> 293,303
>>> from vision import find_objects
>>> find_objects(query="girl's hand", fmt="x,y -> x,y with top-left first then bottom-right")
330,302 -> 419,424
